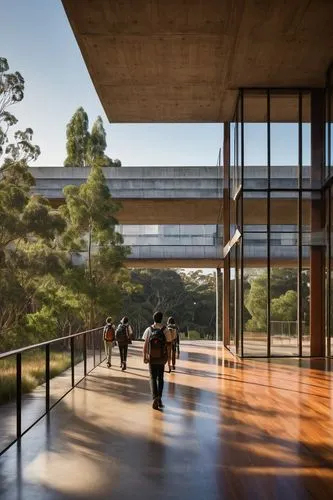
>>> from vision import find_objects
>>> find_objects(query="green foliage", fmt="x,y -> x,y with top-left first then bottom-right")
63,164 -> 120,239
64,110 -> 121,167
0,58 -> 40,163
244,272 -> 268,331
187,330 -> 201,340
0,351 -> 71,404
88,116 -> 107,160
0,60 -> 68,348
87,115 -> 121,166
181,270 -> 216,332
25,306 -> 58,341
4,129 -> 40,162
0,159 -> 68,343
123,269 -> 216,338
64,107 -> 90,167
271,290 -> 297,321
244,268 -> 309,332
61,164 -> 129,328
0,59 -> 128,355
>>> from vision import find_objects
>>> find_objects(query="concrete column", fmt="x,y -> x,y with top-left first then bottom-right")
223,122 -> 231,346
216,268 -> 223,341
310,89 -> 325,357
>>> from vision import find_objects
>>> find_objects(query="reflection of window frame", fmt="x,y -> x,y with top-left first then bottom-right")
223,228 -> 242,259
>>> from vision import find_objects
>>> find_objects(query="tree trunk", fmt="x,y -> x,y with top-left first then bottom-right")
87,225 -> 94,329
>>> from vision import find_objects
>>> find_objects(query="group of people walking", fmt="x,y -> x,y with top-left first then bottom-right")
103,311 -> 180,410
103,316 -> 133,370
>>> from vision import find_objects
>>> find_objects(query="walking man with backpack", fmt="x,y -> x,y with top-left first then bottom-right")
166,316 -> 179,371
103,316 -> 116,368
115,316 -> 132,371
142,311 -> 168,410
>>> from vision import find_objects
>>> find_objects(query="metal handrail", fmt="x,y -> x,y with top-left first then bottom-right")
0,326 -> 105,456
0,327 -> 101,360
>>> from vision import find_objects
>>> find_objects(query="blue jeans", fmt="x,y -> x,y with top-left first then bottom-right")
149,364 -> 164,400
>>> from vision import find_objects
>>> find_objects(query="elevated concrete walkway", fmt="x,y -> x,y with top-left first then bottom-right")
30,166 -> 311,267
74,241 -> 307,268
30,166 -> 309,225
1,341 -> 333,499
30,166 -> 223,225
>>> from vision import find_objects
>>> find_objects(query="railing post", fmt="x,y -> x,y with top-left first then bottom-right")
83,332 -> 87,376
99,329 -> 102,363
93,332 -> 96,368
16,353 -> 22,440
45,344 -> 50,412
0,326 -> 105,457
70,336 -> 75,387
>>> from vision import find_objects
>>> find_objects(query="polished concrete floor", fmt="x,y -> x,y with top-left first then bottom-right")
1,341 -> 333,499
0,353 -> 97,453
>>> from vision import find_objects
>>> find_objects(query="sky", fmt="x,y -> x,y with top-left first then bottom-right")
0,0 -> 223,167
0,0 -> 311,169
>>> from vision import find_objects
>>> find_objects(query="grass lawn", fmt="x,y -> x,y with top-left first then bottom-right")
0,351 -> 72,405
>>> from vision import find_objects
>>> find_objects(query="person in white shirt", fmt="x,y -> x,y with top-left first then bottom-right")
103,316 -> 116,368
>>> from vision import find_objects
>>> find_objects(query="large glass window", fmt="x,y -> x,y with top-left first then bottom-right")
243,232 -> 268,356
227,88 -> 324,357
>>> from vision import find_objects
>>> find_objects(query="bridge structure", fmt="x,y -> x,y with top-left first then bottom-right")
31,165 -> 310,268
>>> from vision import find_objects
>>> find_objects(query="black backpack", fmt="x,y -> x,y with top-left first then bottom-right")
115,323 -> 128,342
148,326 -> 167,362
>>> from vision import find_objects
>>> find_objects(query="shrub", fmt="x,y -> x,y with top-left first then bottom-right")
0,351 -> 71,405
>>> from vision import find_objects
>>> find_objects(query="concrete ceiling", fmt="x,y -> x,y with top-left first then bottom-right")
61,0 -> 333,123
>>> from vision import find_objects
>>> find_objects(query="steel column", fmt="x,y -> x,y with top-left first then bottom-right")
216,268 -> 223,341
310,89 -> 325,357
223,121 -> 231,346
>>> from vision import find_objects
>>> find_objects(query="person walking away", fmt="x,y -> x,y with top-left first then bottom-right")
103,317 -> 116,368
172,327 -> 180,370
165,316 -> 177,373
116,316 -> 131,370
166,316 -> 179,371
143,311 -> 168,410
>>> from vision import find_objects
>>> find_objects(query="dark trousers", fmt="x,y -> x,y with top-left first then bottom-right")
149,363 -> 164,400
171,343 -> 179,366
118,344 -> 128,363
171,347 -> 176,367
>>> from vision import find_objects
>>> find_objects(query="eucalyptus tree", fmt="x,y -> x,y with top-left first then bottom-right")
0,57 -> 40,165
62,162 -> 128,327
64,109 -> 121,167
88,116 -> 122,167
0,57 -> 66,347
87,115 -> 108,165
64,107 -> 90,166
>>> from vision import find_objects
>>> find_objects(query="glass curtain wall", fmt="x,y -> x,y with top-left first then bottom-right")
228,88 -> 319,357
